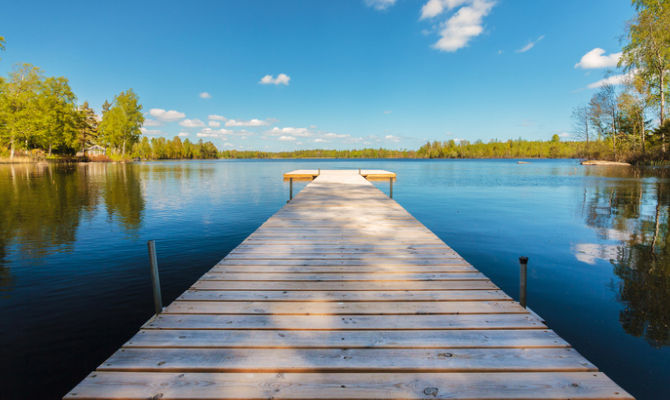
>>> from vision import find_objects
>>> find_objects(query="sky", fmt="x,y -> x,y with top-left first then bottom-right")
0,0 -> 635,151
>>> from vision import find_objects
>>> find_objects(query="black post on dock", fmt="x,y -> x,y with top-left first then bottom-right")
519,256 -> 528,308
147,240 -> 163,315
389,177 -> 393,199
289,177 -> 293,201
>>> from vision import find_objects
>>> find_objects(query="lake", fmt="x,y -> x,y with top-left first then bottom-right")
1,159 -> 669,399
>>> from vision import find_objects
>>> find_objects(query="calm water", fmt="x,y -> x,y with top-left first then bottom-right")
1,159 -> 669,399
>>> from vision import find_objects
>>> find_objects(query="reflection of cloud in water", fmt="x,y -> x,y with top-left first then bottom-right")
574,243 -> 620,265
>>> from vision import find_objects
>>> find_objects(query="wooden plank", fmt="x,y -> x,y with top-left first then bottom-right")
177,290 -> 513,302
98,348 -> 596,372
192,280 -> 498,290
209,266 -> 478,273
162,300 -> 525,315
124,329 -> 569,349
143,314 -> 546,330
64,371 -> 634,400
216,260 -> 473,266
198,272 -> 487,281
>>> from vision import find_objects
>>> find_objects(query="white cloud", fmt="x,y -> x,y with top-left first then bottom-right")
223,142 -> 234,148
324,132 -> 350,139
314,138 -> 326,143
179,118 -> 206,128
178,132 -> 189,137
575,48 -> 622,69
558,132 -> 571,138
225,118 -> 269,127
196,128 -> 233,137
208,114 -> 226,121
421,0 -> 468,19
428,0 -> 497,52
587,72 -> 634,89
209,121 -> 221,128
268,126 -> 312,137
278,135 -> 296,141
516,35 -> 544,53
385,134 -> 400,142
149,108 -> 186,122
140,128 -> 162,135
143,119 -> 161,127
259,73 -> 291,85
365,0 -> 396,11
199,92 -> 212,99
384,110 -> 392,114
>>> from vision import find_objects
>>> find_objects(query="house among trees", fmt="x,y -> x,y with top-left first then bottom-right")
76,145 -> 106,157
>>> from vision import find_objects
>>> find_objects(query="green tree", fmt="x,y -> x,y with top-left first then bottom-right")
40,76 -> 78,155
98,89 -> 143,155
620,0 -> 670,152
76,101 -> 98,156
0,64 -> 44,159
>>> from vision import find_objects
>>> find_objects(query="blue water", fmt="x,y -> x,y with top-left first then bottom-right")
1,159 -> 668,399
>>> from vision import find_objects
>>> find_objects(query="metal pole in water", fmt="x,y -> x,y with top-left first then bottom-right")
147,240 -> 163,315
519,256 -> 528,308
289,177 -> 293,201
389,177 -> 393,199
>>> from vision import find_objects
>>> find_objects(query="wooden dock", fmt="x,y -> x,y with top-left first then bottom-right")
65,170 -> 632,400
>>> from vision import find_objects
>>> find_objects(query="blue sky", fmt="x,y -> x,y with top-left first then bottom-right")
0,0 -> 634,151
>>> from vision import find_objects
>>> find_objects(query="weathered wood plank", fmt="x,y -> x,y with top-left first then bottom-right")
124,329 -> 570,349
163,300 -> 525,315
63,371 -> 634,400
143,314 -> 546,330
192,280 -> 498,290
208,265 -> 478,273
98,348 -> 596,372
198,272 -> 487,281
177,289 -> 513,302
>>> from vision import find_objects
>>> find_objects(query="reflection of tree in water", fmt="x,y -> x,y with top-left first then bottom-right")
103,164 -> 145,232
0,163 -> 145,292
581,167 -> 670,347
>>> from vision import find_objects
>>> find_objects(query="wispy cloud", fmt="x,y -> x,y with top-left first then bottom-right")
575,48 -> 622,69
208,114 -> 226,121
278,135 -> 296,141
268,126 -> 312,137
365,0 -> 396,11
259,73 -> 291,85
149,108 -> 185,122
196,128 -> 233,138
179,118 -> 206,128
178,132 -> 189,137
143,119 -> 161,127
421,0 -> 497,52
199,92 -> 211,99
587,71 -> 634,89
209,121 -> 221,128
516,35 -> 544,53
140,128 -> 163,135
226,118 -> 269,127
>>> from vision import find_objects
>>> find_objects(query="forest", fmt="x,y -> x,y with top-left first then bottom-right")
0,1 -> 668,163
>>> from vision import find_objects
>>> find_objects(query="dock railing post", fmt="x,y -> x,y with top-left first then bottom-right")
358,168 -> 361,175
147,240 -> 163,315
519,256 -> 528,308
289,177 -> 293,201
389,177 -> 393,199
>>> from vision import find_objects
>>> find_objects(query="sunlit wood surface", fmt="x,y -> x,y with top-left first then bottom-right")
64,170 -> 632,400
